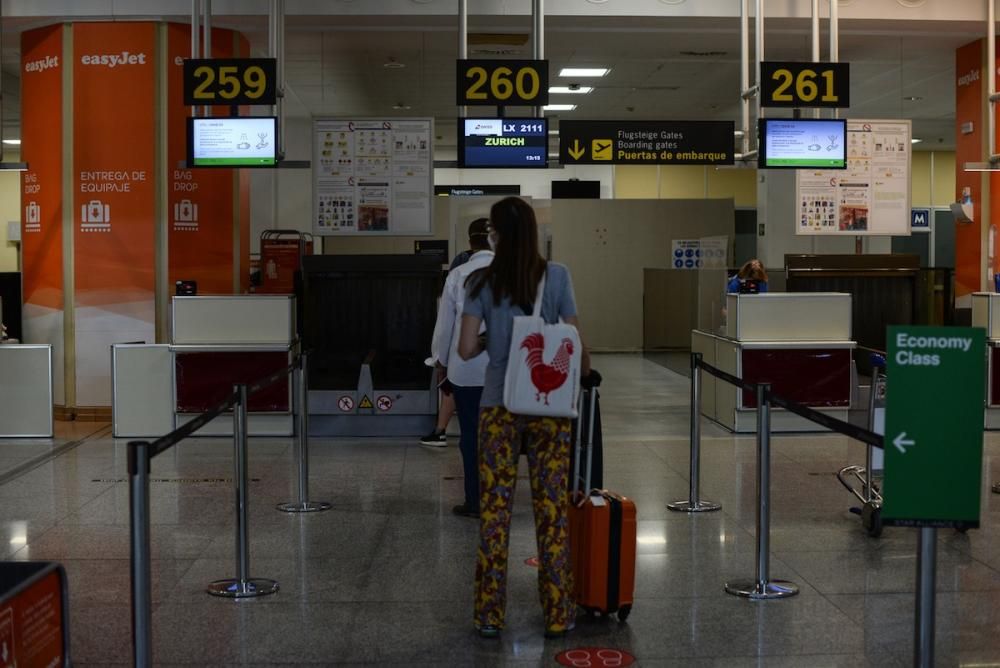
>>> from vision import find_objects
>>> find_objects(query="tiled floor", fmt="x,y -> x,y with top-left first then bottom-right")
3,353 -> 1000,665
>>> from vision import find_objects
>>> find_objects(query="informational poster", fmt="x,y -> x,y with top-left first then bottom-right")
671,238 -> 727,270
313,118 -> 433,236
795,119 -> 912,236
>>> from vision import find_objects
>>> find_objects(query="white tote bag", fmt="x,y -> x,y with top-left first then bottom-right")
502,272 -> 582,418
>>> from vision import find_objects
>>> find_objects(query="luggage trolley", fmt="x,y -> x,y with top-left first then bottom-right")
837,353 -> 886,537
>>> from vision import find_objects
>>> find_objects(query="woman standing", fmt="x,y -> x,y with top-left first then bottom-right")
458,197 -> 590,639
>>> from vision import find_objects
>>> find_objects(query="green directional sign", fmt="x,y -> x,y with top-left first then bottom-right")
883,326 -> 986,529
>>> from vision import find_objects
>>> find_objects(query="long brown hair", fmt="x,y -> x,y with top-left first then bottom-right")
467,197 -> 547,310
737,259 -> 768,282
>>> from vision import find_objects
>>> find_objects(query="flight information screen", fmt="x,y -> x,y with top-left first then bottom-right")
458,118 -> 548,168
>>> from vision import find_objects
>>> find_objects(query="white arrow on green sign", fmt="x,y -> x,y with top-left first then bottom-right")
882,326 -> 986,529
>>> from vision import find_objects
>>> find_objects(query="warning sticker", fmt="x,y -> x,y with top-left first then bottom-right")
376,395 -> 393,411
338,396 -> 355,412
359,395 -> 373,409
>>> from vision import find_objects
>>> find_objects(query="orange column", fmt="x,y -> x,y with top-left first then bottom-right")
19,25 -> 65,403
955,39 -> 984,302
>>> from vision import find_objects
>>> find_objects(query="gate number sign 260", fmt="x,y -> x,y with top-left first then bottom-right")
456,59 -> 549,106
760,61 -> 850,109
183,58 -> 277,106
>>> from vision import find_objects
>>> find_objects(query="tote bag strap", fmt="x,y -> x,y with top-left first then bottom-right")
531,268 -> 547,318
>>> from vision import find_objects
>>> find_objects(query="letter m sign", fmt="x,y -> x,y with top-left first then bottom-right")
911,208 -> 930,230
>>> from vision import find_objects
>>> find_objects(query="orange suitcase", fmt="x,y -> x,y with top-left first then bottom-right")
569,388 -> 637,621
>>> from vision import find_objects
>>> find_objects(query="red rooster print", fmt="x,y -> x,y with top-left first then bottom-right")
520,333 -> 574,405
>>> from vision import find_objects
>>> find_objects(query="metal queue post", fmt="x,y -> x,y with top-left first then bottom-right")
724,383 -> 798,599
128,351 -> 326,665
207,384 -> 280,598
667,352 -> 721,513
278,350 -> 331,513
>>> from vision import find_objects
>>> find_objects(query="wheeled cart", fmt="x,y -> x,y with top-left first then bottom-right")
837,354 -> 886,537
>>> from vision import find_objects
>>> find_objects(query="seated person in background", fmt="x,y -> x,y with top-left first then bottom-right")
727,258 -> 769,294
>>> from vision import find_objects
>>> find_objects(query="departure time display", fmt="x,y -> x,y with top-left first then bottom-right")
458,118 -> 548,168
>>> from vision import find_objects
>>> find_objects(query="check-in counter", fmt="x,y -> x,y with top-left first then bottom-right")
971,292 -> 1000,429
112,296 -> 296,438
0,344 -> 53,437
692,293 -> 855,432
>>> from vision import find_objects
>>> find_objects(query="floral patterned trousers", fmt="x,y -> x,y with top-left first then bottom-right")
474,406 -> 575,632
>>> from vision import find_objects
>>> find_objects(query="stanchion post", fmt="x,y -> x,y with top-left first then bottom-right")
208,385 -> 279,598
668,352 -> 720,513
278,351 -> 331,513
128,441 -> 153,667
725,383 -> 799,599
915,526 -> 937,668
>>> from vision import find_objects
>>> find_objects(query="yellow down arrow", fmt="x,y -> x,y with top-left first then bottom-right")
568,139 -> 586,160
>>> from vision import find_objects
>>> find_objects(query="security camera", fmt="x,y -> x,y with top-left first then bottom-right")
568,83 -> 581,91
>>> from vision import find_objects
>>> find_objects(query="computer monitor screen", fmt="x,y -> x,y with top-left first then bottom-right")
758,118 -> 847,169
187,116 -> 277,167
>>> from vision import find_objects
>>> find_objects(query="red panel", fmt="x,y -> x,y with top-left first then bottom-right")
175,351 -> 290,412
741,348 -> 851,408
990,347 -> 1000,406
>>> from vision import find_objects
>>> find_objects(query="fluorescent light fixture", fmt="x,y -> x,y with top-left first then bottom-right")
911,138 -> 922,144
559,68 -> 609,77
549,86 -> 593,94
636,536 -> 667,545
543,104 -> 577,111
2,139 -> 21,145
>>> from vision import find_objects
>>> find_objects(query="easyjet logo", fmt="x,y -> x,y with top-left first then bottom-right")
80,51 -> 147,68
958,69 -> 980,87
24,56 -> 58,73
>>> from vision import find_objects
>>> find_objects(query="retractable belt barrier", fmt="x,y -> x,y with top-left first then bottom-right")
127,348 -> 329,668
670,352 -> 883,601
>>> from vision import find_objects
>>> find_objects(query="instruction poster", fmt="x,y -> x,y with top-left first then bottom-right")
313,118 -> 433,236
671,238 -> 727,270
795,119 -> 911,236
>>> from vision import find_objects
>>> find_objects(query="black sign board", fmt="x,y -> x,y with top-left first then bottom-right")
456,59 -> 549,106
559,120 -> 734,165
183,58 -> 277,106
414,240 -> 449,259
760,61 -> 850,109
434,185 -> 521,197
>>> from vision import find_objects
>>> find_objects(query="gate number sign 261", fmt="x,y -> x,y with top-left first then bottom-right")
183,58 -> 277,106
760,61 -> 849,109
456,59 -> 549,106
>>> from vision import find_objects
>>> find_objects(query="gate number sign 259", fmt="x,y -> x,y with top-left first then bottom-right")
183,58 -> 277,106
760,61 -> 850,109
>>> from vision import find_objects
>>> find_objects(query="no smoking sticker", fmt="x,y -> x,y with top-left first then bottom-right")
338,396 -> 354,412
555,648 -> 636,667
376,395 -> 393,411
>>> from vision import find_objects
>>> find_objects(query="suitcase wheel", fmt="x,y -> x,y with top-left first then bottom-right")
617,605 -> 631,622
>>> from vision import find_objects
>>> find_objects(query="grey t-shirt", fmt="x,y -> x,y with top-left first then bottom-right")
463,262 -> 578,407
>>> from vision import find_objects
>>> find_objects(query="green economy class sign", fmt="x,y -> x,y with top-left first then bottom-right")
883,325 -> 986,529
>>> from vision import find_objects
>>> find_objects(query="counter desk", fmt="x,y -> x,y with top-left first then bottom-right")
0,344 -> 53,437
112,295 -> 296,438
692,293 -> 855,433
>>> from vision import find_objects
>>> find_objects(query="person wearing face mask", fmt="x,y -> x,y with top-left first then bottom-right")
422,219 -> 494,448
427,217 -> 494,517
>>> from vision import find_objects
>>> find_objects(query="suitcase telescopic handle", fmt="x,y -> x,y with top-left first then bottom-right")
572,388 -> 600,500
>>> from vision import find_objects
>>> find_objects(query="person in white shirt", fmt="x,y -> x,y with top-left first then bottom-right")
429,217 -> 493,518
